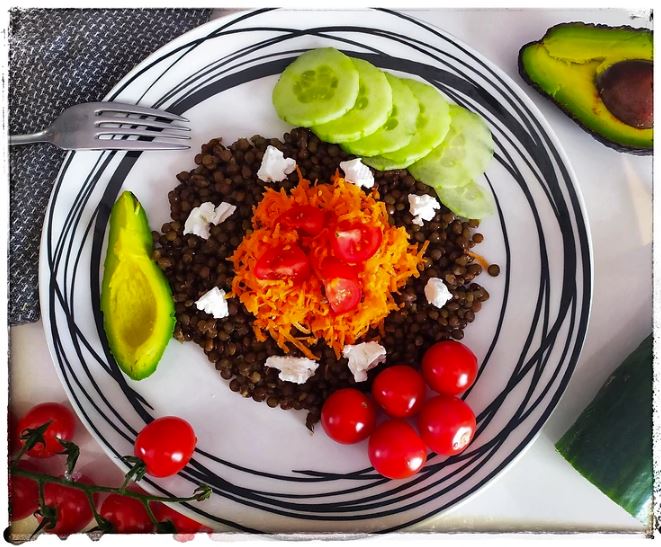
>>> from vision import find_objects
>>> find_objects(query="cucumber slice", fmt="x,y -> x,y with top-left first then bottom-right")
272,48 -> 360,126
409,104 -> 494,189
364,79 -> 451,170
311,58 -> 393,143
434,179 -> 495,219
341,74 -> 419,156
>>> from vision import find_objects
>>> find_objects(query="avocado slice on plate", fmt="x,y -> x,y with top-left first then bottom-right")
519,22 -> 652,154
101,191 -> 175,380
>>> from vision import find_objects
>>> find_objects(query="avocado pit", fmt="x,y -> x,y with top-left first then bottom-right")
597,60 -> 653,129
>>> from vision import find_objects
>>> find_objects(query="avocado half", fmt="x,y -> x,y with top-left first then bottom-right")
519,22 -> 653,155
100,191 -> 176,380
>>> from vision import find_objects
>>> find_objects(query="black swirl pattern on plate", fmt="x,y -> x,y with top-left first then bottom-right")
42,8 -> 591,532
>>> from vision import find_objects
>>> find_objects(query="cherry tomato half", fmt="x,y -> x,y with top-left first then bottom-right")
254,243 -> 310,282
151,502 -> 212,534
422,340 -> 478,396
368,420 -> 427,479
332,220 -> 382,263
321,388 -> 377,444
134,417 -> 197,478
278,205 -> 326,236
9,461 -> 39,521
100,492 -> 154,533
417,395 -> 476,456
18,402 -> 76,458
320,257 -> 362,315
371,365 -> 426,418
41,474 -> 98,536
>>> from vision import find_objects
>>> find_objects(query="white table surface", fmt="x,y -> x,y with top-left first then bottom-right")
8,7 -> 653,536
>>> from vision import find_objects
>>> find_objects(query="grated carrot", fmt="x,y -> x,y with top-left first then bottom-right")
230,173 -> 426,358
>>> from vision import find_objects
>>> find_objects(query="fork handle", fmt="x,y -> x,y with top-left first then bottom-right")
10,130 -> 53,146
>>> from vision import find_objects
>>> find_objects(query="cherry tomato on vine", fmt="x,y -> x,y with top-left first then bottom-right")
151,502 -> 212,534
253,243 -> 311,282
40,474 -> 98,536
278,205 -> 326,236
321,388 -> 376,444
100,492 -> 154,533
417,395 -> 477,456
18,402 -> 76,458
332,220 -> 382,263
134,416 -> 197,478
422,340 -> 478,396
371,365 -> 426,418
368,420 -> 427,479
9,461 -> 39,521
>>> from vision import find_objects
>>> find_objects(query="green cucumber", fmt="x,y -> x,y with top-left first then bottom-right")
272,48 -> 359,126
312,58 -> 392,143
556,334 -> 653,522
409,104 -> 494,189
341,73 -> 419,157
364,78 -> 451,170
434,180 -> 495,220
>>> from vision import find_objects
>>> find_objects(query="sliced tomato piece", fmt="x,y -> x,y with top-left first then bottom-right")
254,243 -> 311,282
321,258 -> 362,315
319,256 -> 360,282
332,221 -> 382,263
278,205 -> 326,236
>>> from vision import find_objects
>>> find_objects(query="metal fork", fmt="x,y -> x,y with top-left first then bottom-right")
9,102 -> 191,151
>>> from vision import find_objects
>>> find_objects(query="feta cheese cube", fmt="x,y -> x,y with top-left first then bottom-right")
408,193 -> 441,226
195,287 -> 229,319
339,158 -> 375,189
342,341 -> 387,383
424,277 -> 453,309
183,201 -> 237,239
264,355 -> 319,384
257,145 -> 297,183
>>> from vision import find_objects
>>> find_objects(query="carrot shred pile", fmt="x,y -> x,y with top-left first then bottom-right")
230,172 -> 426,359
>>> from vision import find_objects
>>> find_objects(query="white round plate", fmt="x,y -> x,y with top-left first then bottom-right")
39,8 -> 592,533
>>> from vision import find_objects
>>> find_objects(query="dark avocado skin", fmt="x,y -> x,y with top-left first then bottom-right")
518,22 -> 653,156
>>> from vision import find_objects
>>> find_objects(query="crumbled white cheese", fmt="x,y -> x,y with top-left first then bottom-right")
408,193 -> 441,226
257,145 -> 297,182
339,158 -> 375,189
342,342 -> 387,383
424,278 -> 453,309
195,287 -> 229,319
264,356 -> 319,384
183,201 -> 237,239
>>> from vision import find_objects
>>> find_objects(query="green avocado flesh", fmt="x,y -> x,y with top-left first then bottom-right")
519,22 -> 653,153
101,191 -> 175,380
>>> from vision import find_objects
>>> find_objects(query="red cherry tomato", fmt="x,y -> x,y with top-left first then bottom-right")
278,205 -> 326,236
41,475 -> 98,536
134,416 -> 197,478
371,365 -> 426,418
321,388 -> 377,444
368,420 -> 427,479
253,243 -> 310,282
18,402 -> 76,458
332,220 -> 382,263
320,257 -> 362,315
151,502 -> 212,534
10,461 -> 39,521
417,395 -> 477,456
422,340 -> 478,396
100,492 -> 154,533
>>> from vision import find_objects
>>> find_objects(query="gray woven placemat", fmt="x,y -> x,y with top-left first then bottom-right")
8,8 -> 212,326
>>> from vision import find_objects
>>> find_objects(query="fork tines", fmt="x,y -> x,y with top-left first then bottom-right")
92,102 -> 191,149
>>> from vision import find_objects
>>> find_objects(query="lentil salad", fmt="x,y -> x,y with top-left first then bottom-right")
153,128 -> 496,429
